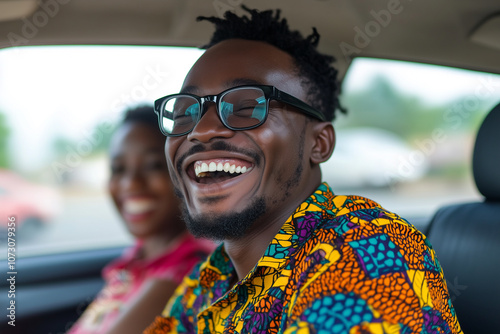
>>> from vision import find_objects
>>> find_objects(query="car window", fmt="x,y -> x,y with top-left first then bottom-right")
325,57 -> 500,229
0,48 -> 499,258
0,45 -> 204,258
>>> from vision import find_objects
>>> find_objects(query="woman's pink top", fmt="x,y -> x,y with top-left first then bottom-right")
68,233 -> 214,334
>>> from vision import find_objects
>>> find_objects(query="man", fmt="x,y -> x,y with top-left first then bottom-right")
145,7 -> 462,334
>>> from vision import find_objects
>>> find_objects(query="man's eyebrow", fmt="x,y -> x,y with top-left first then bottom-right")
227,78 -> 262,87
180,78 -> 263,95
180,85 -> 198,94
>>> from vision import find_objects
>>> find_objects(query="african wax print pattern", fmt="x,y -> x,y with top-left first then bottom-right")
144,183 -> 462,334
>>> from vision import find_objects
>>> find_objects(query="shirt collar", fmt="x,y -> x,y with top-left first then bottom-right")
203,183 -> 354,282
257,182 -> 336,270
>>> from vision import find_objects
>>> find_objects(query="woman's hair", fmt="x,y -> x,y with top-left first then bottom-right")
122,105 -> 159,130
197,6 -> 345,122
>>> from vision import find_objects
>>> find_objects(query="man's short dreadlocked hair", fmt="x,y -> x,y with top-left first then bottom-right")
197,6 -> 344,122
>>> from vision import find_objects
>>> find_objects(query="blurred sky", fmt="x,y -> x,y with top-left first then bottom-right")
345,57 -> 499,105
0,46 -> 498,172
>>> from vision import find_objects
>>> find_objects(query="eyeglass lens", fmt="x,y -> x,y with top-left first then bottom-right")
161,87 -> 268,135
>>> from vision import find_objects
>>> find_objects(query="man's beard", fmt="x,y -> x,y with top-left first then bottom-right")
180,196 -> 266,241
170,120 -> 307,241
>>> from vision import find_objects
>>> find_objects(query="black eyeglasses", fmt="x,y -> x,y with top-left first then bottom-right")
153,85 -> 326,137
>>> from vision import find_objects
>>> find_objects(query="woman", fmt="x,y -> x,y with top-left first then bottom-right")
68,106 -> 213,334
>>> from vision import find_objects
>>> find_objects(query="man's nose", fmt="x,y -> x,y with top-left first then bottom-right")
187,103 -> 234,142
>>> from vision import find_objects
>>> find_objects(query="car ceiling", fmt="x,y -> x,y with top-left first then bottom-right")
0,0 -> 499,79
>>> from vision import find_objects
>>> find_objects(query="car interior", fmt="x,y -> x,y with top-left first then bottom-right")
425,102 -> 500,333
0,0 -> 499,333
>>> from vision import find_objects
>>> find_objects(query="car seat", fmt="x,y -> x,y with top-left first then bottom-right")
425,102 -> 500,333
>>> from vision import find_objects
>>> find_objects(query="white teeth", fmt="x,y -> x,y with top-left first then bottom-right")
194,162 -> 252,178
123,200 -> 155,215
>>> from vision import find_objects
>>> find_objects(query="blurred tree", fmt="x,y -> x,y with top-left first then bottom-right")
0,112 -> 10,168
51,121 -> 118,165
339,75 -> 426,138
53,136 -> 77,158
89,121 -> 117,152
338,75 -> 486,142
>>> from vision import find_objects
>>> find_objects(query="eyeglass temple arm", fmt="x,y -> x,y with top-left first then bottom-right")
274,90 -> 326,121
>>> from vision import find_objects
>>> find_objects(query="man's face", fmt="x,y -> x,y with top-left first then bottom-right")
165,39 -> 321,240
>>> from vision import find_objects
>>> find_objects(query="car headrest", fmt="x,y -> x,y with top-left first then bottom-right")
473,102 -> 500,201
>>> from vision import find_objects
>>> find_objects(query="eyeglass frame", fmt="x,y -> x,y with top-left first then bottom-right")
153,84 -> 326,137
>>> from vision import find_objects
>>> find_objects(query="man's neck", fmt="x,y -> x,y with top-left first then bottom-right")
223,203 -> 301,281
224,176 -> 323,281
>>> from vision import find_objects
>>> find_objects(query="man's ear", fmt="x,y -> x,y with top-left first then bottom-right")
310,122 -> 335,164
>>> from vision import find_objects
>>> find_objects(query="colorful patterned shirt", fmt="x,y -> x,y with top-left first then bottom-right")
145,183 -> 462,334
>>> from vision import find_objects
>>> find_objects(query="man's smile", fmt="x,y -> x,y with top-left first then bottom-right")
192,158 -> 253,183
183,153 -> 256,188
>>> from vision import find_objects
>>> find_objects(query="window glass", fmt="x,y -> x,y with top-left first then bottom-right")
0,46 -> 204,258
325,58 -> 500,229
1,49 -> 499,258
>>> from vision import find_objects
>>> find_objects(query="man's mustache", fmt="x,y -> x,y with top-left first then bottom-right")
175,140 -> 261,174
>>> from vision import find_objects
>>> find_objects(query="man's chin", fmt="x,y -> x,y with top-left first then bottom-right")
182,197 -> 266,241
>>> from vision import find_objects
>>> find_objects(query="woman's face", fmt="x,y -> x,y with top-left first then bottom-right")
108,122 -> 183,239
